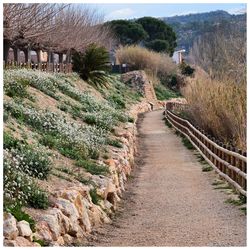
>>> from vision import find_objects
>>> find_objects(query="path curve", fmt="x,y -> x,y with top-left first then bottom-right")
87,110 -> 246,246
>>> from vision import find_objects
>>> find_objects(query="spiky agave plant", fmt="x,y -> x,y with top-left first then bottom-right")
72,44 -> 112,88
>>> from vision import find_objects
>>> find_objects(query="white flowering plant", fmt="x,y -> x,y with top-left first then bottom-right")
4,69 -> 60,100
4,132 -> 52,180
4,148 -> 49,209
5,100 -> 107,157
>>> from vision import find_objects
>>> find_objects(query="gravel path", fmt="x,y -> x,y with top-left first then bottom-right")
87,110 -> 246,246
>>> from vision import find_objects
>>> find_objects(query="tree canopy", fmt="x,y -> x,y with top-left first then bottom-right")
136,17 -> 177,56
105,20 -> 148,45
106,17 -> 177,56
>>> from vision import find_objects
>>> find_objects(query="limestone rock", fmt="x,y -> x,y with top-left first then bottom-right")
48,208 -> 71,235
17,220 -> 32,237
3,213 -> 18,240
63,234 -> 73,245
55,236 -> 65,246
38,214 -> 60,241
4,236 -> 41,247
74,195 -> 91,233
35,221 -> 53,244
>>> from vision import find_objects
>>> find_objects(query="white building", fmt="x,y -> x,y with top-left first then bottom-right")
172,49 -> 186,64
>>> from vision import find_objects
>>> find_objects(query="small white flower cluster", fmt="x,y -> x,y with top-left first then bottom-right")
5,100 -> 107,153
84,111 -> 118,130
4,69 -> 59,99
56,76 -> 128,123
4,148 -> 34,207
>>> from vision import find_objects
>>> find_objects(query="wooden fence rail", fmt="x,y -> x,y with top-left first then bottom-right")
4,61 -> 72,73
165,102 -> 247,196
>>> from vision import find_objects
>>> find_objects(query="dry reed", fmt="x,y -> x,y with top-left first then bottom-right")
115,45 -> 177,79
181,68 -> 246,150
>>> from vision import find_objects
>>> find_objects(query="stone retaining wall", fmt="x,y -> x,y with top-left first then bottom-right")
4,101 -> 151,247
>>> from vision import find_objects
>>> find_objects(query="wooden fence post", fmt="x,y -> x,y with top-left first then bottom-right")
227,145 -> 233,180
237,149 -> 243,188
231,147 -> 237,182
243,152 -> 247,191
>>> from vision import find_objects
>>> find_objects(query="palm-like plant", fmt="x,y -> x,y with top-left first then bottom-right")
72,44 -> 112,88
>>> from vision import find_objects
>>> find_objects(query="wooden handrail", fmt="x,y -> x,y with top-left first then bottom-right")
167,111 -> 246,162
165,103 -> 247,196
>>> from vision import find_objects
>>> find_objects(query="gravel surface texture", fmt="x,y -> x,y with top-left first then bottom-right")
86,110 -> 246,246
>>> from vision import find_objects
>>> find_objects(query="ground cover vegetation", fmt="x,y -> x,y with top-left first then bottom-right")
3,68 -> 141,216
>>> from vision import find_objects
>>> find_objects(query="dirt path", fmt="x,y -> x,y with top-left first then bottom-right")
86,110 -> 246,247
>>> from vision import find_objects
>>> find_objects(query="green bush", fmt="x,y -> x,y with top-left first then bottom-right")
4,77 -> 30,98
154,84 -> 180,100
3,131 -> 20,149
179,62 -> 195,76
128,117 -> 135,123
84,112 -> 117,131
39,134 -> 58,149
19,145 -> 52,179
27,187 -> 49,209
107,138 -> 123,148
181,136 -> 195,150
58,141 -> 87,160
89,188 -> 102,205
6,205 -> 36,232
76,159 -> 109,175
4,132 -> 51,180
107,94 -> 126,109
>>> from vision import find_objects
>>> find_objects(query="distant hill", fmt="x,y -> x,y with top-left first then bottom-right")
161,10 -> 246,52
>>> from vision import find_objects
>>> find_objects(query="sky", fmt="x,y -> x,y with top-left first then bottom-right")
86,3 -> 246,21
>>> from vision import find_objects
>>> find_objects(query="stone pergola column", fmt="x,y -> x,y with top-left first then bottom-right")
4,39 -> 11,63
58,53 -> 63,63
14,48 -> 21,63
24,47 -> 31,63
47,50 -> 54,63
66,50 -> 71,63
36,49 -> 42,63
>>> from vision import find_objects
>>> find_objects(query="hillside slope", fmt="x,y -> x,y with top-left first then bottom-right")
162,10 -> 246,52
3,69 -> 152,246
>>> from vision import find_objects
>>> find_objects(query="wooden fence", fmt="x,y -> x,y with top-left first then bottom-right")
165,102 -> 247,196
4,61 -> 72,73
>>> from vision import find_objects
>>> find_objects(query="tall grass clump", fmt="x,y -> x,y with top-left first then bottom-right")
115,45 -> 177,79
181,69 -> 246,149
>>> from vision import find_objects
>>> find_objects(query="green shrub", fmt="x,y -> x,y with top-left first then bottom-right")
179,62 -> 195,76
164,119 -> 172,128
6,205 -> 36,232
57,103 -> 69,112
76,159 -> 109,175
4,133 -> 51,180
58,141 -> 87,160
154,84 -> 180,100
181,136 -> 195,150
89,188 -> 102,205
75,175 -> 95,186
4,149 -> 49,209
4,77 -> 30,98
33,237 -> 46,246
27,187 -> 49,209
128,117 -> 135,123
39,134 -> 58,149
107,138 -> 123,148
107,94 -> 126,109
84,112 -> 118,131
202,166 -> 213,172
3,132 -> 20,149
19,145 -> 52,179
